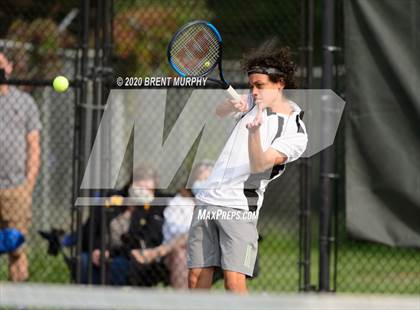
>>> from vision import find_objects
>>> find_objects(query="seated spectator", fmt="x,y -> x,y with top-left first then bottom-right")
131,160 -> 214,289
80,166 -> 169,286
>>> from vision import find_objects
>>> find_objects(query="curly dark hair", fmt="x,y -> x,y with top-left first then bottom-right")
243,41 -> 298,89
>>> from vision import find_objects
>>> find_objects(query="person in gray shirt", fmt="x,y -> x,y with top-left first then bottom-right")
0,52 -> 41,282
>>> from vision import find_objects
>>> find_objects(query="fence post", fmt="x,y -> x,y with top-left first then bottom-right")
298,0 -> 314,292
319,0 -> 336,292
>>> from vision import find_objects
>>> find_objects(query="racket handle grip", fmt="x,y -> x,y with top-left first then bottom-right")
226,85 -> 242,101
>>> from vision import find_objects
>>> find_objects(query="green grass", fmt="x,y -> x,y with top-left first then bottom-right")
336,242 -> 420,294
0,245 -> 70,283
1,233 -> 418,294
213,232 -> 420,294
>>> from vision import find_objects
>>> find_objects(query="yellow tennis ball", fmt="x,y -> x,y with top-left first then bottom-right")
53,76 -> 69,93
204,61 -> 211,68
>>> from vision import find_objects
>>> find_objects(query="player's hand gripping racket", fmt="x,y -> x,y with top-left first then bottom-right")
167,20 -> 242,101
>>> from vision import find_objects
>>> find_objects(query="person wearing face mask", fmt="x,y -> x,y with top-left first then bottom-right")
131,161 -> 213,289
77,166 -> 170,286
122,167 -> 170,287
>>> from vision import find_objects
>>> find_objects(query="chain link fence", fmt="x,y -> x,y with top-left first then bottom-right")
73,0 -> 303,292
0,0 -> 418,295
335,188 -> 420,294
0,0 -> 78,283
0,0 -> 303,291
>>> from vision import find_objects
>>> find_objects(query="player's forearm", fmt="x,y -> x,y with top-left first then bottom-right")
215,100 -> 235,117
248,130 -> 272,173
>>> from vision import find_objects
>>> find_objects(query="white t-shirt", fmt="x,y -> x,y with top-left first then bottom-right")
196,99 -> 308,212
162,194 -> 195,244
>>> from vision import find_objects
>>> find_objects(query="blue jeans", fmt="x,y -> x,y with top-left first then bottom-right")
109,256 -> 130,285
80,253 -> 129,285
80,252 -> 101,284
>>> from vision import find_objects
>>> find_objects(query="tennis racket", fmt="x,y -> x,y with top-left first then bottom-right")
167,20 -> 241,101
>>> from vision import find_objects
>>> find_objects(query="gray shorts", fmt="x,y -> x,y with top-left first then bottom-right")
187,204 -> 259,276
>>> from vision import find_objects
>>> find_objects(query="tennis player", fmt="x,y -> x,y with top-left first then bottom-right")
187,46 -> 308,293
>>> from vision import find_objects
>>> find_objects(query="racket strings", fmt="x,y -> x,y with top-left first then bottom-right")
169,24 -> 220,76
171,27 -> 218,75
